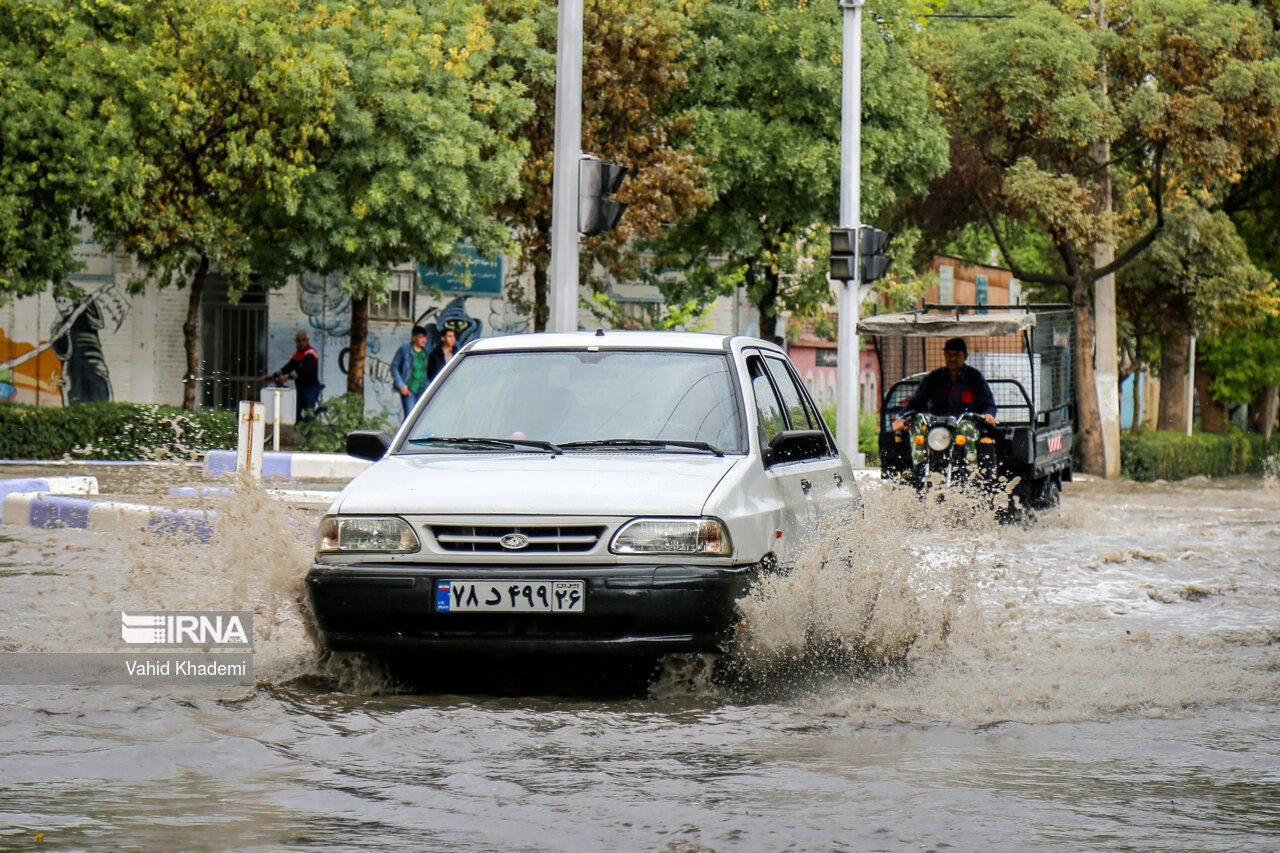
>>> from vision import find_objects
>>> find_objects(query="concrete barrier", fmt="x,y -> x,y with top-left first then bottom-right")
1,492 -> 215,542
0,477 -> 98,500
203,450 -> 369,482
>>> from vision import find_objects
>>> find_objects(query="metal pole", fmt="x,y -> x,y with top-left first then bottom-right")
272,389 -> 281,452
836,0 -> 864,465
548,0 -> 584,333
1186,334 -> 1196,436
1091,0 -> 1121,476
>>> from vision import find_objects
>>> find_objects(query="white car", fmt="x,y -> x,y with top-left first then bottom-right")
306,331 -> 859,656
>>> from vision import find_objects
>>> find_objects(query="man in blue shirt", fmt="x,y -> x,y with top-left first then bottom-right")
891,337 -> 998,431
390,325 -> 430,420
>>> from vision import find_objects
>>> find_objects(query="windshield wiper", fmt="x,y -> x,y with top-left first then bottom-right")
559,438 -> 724,457
407,436 -> 562,455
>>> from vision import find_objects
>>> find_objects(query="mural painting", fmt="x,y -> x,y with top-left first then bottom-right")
0,283 -> 129,405
287,265 -> 531,417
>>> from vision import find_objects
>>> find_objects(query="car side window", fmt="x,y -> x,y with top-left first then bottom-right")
747,356 -> 786,445
765,357 -> 814,431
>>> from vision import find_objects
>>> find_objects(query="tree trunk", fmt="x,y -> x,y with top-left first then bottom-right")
1251,386 -> 1278,439
752,266 -> 780,343
533,263 -> 549,332
1129,366 -> 1142,435
1070,277 -> 1106,476
182,254 -> 210,411
1195,362 -> 1226,435
1156,333 -> 1188,431
346,294 -> 368,398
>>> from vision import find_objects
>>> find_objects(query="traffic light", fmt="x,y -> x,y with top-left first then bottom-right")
860,226 -> 891,283
579,155 -> 628,236
829,227 -> 857,281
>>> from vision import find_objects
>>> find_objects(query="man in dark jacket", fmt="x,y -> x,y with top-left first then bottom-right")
892,337 -> 998,431
426,328 -> 456,382
264,331 -> 323,420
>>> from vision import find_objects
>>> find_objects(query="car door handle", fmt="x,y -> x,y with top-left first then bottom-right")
800,478 -> 811,492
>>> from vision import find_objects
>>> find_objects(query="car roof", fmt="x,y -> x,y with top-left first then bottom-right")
466,330 -> 740,354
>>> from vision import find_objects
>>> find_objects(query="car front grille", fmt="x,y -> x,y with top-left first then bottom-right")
429,524 -> 607,554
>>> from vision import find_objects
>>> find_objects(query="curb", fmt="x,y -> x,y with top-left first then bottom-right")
2,492 -> 215,542
203,450 -> 369,481
0,477 -> 99,500
167,486 -> 338,505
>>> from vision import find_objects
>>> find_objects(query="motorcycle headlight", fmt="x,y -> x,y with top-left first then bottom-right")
610,518 -> 733,556
926,426 -> 954,452
318,516 -> 420,554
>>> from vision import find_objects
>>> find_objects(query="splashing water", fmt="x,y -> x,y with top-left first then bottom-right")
725,474 -> 1280,724
727,478 -> 1002,687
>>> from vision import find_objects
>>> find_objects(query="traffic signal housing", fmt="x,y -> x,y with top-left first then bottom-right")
829,225 -> 892,283
579,155 -> 628,236
829,227 -> 857,281
860,226 -> 891,283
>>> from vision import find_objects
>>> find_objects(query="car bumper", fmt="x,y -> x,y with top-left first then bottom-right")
305,561 -> 762,655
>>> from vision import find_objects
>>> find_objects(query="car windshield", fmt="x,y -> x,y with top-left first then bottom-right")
404,349 -> 744,453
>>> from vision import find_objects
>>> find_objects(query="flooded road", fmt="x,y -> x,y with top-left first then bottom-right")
1,473 -> 1277,851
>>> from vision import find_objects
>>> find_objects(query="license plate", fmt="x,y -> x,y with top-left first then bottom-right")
435,580 -> 585,613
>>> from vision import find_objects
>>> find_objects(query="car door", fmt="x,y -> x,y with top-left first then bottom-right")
759,353 -> 857,522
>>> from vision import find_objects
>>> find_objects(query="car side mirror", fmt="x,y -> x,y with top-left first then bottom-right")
764,429 -> 829,465
347,430 -> 392,461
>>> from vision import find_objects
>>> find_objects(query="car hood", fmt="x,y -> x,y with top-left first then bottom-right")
331,452 -> 744,517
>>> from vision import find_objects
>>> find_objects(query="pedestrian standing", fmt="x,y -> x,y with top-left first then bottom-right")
264,330 -> 323,420
391,325 -> 430,420
427,328 -> 457,382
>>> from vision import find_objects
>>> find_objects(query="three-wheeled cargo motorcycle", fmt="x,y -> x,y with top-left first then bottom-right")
857,303 -> 1076,512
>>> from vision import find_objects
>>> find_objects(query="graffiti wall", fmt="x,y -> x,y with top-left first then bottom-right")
1,283 -> 131,407
263,268 -> 531,419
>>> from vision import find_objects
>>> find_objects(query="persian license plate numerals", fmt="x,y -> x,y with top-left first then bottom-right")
436,580 -> 585,613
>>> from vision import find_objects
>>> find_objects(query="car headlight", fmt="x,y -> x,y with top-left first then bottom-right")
610,518 -> 733,556
317,516 -> 420,554
926,425 -> 953,452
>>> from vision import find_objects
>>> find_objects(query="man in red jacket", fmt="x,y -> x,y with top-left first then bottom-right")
264,331 -> 323,420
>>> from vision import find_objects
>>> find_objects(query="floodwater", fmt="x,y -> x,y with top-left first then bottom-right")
0,470 -> 1277,851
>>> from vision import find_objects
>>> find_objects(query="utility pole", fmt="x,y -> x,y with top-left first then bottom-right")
835,0 -> 865,466
547,0 -> 584,333
1091,0 -> 1121,476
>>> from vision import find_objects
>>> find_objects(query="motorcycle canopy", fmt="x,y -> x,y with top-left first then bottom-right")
857,309 -> 1037,338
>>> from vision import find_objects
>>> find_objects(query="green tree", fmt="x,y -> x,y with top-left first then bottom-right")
653,0 -> 948,340
85,0 -> 349,409
488,0 -> 709,331
85,0 -> 531,407
1118,201 -> 1271,432
267,0 -> 533,395
1220,153 -> 1280,436
922,0 -> 1280,474
1197,286 -> 1280,438
0,1 -> 129,294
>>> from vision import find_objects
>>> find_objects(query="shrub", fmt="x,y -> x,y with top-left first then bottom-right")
818,403 -> 880,466
1120,429 -> 1280,481
0,401 -> 236,460
295,392 -> 395,453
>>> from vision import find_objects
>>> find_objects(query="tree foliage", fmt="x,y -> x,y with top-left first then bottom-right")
74,0 -> 531,403
488,0 -> 710,330
0,0 -> 132,295
653,0 -> 947,339
919,0 -> 1280,472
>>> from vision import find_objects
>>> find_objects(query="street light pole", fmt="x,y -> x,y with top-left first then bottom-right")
548,0 -> 584,333
836,0 -> 864,465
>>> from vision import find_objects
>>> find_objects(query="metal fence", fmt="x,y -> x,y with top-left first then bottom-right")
873,305 -> 1075,428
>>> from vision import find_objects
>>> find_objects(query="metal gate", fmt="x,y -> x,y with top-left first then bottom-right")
201,293 -> 267,412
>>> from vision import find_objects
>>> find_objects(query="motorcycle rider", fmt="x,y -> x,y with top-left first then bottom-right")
891,337 -> 998,431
